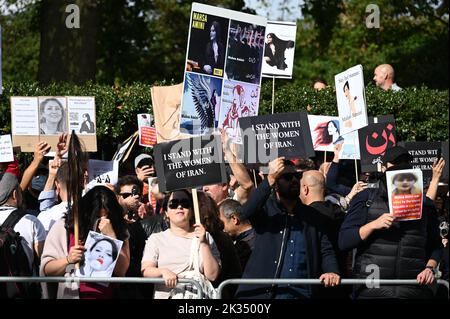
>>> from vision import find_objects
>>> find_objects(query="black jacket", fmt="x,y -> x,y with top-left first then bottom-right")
339,179 -> 441,299
235,180 -> 339,299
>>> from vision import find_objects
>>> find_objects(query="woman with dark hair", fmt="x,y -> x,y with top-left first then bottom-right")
39,98 -> 67,135
141,190 -> 221,299
197,191 -> 242,299
343,81 -> 357,127
314,120 -> 343,149
81,237 -> 119,277
264,32 -> 294,70
79,113 -> 95,134
203,21 -> 225,74
40,132 -> 130,299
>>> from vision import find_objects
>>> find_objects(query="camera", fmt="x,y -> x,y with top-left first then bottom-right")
439,221 -> 448,239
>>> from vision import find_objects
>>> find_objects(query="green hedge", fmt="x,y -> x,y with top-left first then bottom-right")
0,81 -> 448,158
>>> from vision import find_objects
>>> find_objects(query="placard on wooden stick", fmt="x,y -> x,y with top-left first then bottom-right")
153,134 -> 227,193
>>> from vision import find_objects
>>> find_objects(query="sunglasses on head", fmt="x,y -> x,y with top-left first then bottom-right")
280,172 -> 302,182
168,198 -> 191,210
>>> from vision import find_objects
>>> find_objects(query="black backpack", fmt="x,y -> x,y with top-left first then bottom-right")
0,209 -> 41,299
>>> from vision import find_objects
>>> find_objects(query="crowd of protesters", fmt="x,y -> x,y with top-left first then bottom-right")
0,128 -> 447,300
0,65 -> 447,299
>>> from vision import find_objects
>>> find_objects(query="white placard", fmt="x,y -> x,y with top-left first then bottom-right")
67,96 -> 96,135
75,231 -> 123,284
86,159 -> 119,190
334,64 -> 368,135
11,97 -> 39,135
262,21 -> 297,79
0,134 -> 14,163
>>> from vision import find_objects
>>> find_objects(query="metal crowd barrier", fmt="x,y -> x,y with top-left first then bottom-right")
1,277 -> 448,299
216,278 -> 450,299
0,276 -> 203,299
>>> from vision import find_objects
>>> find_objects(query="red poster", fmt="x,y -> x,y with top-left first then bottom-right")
386,169 -> 423,221
139,126 -> 157,147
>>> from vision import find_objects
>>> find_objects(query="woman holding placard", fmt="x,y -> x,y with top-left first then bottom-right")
141,190 -> 221,299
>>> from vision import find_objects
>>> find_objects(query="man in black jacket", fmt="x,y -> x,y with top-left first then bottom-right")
235,158 -> 340,299
339,146 -> 442,299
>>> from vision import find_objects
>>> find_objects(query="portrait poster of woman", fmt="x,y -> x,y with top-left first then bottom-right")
186,13 -> 229,77
307,115 -> 344,152
334,64 -> 368,136
386,169 -> 423,221
75,231 -> 124,285
261,21 -> 297,79
38,97 -> 68,135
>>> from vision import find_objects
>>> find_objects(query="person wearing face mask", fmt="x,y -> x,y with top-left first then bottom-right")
339,146 -> 442,299
235,158 -> 341,299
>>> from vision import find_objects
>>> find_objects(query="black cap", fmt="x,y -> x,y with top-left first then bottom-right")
382,146 -> 413,165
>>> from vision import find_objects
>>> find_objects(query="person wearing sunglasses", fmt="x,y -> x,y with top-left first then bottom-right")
141,190 -> 221,299
235,157 -> 340,299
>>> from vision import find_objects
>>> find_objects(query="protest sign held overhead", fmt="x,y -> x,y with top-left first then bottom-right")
335,65 -> 368,135
398,141 -> 444,186
262,21 -> 297,79
218,80 -> 259,144
153,134 -> 227,192
238,112 -> 314,163
181,3 -> 266,137
137,113 -> 157,147
0,134 -> 14,163
386,169 -> 423,221
86,159 -> 119,191
308,115 -> 344,152
10,96 -> 97,152
151,83 -> 191,143
359,120 -> 397,172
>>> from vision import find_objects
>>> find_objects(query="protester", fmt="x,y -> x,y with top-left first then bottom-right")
219,198 -> 255,271
235,158 -> 340,299
141,190 -> 221,299
197,191 -> 242,299
40,133 -> 130,299
339,146 -> 442,299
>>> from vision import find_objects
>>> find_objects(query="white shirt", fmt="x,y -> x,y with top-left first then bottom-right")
37,201 -> 68,236
0,206 -> 46,269
391,83 -> 402,91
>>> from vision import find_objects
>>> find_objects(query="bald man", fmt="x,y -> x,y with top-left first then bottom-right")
373,64 -> 402,91
299,170 -> 349,297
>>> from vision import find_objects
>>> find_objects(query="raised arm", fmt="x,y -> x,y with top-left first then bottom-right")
221,129 -> 254,204
20,141 -> 51,191
426,157 -> 445,201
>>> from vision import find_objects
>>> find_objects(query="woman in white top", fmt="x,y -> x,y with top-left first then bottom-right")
141,189 -> 221,299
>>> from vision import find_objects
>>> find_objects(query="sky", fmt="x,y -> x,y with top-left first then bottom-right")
244,0 -> 304,21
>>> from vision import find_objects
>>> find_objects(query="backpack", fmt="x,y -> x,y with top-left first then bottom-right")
0,209 -> 41,299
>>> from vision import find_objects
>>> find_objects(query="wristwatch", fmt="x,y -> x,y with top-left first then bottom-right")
425,266 -> 436,275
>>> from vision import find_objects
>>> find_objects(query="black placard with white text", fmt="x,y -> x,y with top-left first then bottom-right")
238,111 -> 314,163
153,134 -> 227,192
